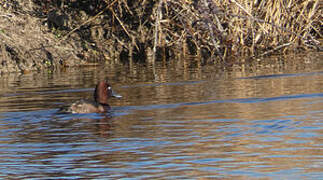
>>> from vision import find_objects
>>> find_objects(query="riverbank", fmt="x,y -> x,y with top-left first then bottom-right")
0,0 -> 321,73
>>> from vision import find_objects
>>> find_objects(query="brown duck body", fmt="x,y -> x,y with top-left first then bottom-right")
59,80 -> 121,114
67,99 -> 108,113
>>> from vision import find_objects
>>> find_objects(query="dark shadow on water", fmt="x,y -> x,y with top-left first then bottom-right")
121,92 -> 323,112
238,71 -> 323,80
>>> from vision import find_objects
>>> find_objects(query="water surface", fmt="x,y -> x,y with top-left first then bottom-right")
0,53 -> 322,179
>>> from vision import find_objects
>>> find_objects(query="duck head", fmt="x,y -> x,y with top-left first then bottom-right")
94,80 -> 122,105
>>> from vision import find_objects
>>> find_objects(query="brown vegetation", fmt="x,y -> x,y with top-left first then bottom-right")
0,0 -> 322,73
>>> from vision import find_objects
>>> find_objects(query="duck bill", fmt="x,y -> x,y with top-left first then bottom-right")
111,90 -> 122,98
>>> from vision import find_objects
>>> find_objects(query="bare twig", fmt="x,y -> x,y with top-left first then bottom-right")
153,0 -> 163,61
254,42 -> 292,58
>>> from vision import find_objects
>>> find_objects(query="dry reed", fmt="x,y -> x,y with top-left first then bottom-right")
2,0 -> 321,70
78,0 -> 320,63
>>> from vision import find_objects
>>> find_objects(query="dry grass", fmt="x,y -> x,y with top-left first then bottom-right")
87,0 -> 321,62
1,0 -> 321,72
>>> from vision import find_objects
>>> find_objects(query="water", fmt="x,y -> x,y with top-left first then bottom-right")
0,53 -> 322,179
